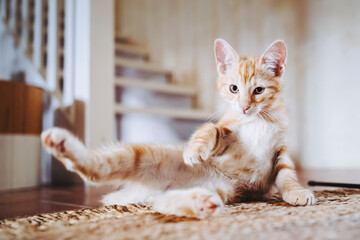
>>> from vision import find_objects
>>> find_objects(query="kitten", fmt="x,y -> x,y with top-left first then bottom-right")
42,39 -> 315,219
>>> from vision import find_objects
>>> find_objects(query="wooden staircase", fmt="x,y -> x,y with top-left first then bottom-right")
0,0 -> 213,143
113,35 -> 212,141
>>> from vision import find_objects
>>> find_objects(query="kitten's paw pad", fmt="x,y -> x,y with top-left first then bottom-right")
41,128 -> 72,158
183,146 -> 211,166
193,192 -> 223,219
283,189 -> 316,206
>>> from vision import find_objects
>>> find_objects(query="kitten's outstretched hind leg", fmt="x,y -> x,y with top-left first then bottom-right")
41,127 -> 188,185
43,127 -> 151,183
42,128 -> 100,181
152,188 -> 224,219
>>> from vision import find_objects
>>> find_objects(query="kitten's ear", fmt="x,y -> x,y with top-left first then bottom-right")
260,40 -> 287,77
214,39 -> 239,76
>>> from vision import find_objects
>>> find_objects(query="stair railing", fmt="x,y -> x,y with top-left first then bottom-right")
0,0 -> 75,125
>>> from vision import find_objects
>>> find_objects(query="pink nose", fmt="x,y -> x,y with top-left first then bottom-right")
242,106 -> 250,114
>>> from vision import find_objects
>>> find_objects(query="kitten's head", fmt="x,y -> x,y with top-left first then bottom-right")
214,39 -> 287,118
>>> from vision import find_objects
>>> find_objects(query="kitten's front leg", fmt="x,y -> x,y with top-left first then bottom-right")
274,147 -> 316,206
183,123 -> 231,166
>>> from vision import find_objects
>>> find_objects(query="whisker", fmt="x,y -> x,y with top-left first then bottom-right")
204,109 -> 225,123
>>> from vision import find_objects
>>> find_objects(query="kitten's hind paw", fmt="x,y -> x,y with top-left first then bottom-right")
42,128 -> 71,157
193,191 -> 223,219
282,189 -> 316,206
152,188 -> 223,219
41,128 -> 87,171
41,127 -> 86,164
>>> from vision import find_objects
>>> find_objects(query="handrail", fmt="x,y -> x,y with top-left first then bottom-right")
0,0 -> 75,125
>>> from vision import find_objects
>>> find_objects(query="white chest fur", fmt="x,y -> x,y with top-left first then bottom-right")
237,119 -> 280,161
219,118 -> 283,185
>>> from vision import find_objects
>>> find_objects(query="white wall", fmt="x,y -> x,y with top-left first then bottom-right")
88,0 -> 115,148
300,0 -> 360,169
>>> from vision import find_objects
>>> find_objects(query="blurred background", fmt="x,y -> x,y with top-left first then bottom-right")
0,0 -> 360,190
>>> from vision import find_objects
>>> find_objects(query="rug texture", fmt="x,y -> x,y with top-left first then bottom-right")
1,189 -> 360,240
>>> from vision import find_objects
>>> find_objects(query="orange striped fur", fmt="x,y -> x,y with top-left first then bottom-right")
42,39 -> 315,219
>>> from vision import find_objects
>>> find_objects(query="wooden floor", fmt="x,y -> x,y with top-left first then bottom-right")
0,169 -> 359,220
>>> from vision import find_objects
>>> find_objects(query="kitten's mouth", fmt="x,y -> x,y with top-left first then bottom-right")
233,106 -> 261,118
242,112 -> 255,117
238,109 -> 256,117
232,105 -> 259,117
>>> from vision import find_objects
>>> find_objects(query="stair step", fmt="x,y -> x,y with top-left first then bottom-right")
114,35 -> 132,45
114,77 -> 196,96
115,58 -> 171,77
115,43 -> 149,60
114,104 -> 212,121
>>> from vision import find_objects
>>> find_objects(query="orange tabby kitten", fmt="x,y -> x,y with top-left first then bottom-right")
42,39 -> 315,219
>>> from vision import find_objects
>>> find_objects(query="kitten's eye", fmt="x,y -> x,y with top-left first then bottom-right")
254,87 -> 265,95
229,84 -> 239,93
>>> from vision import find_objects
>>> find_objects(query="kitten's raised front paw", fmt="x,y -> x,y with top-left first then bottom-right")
41,128 -> 74,158
282,189 -> 316,206
193,191 -> 223,219
183,145 -> 212,166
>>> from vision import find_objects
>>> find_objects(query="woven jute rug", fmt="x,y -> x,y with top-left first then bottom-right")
1,189 -> 360,240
